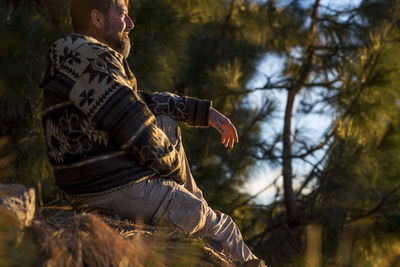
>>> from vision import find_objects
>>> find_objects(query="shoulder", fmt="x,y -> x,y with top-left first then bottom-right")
48,33 -> 125,79
50,33 -> 123,66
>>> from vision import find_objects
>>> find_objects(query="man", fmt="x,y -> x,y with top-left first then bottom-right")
40,0 -> 265,266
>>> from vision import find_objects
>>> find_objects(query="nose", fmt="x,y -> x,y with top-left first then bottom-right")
125,15 -> 134,30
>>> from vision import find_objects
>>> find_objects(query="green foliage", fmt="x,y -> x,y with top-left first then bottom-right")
309,1 -> 400,265
0,1 -> 71,201
231,0 -> 400,265
0,209 -> 38,267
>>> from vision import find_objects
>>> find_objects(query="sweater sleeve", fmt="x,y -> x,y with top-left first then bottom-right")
44,41 -> 186,184
138,91 -> 211,127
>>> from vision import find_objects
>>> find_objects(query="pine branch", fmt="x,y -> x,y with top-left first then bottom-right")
239,98 -> 275,138
175,0 -> 237,93
229,174 -> 280,212
296,151 -> 328,197
346,181 -> 400,223
292,131 -> 334,160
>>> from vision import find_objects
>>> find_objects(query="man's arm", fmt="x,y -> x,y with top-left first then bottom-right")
138,91 -> 211,127
44,41 -> 186,184
139,92 -> 239,148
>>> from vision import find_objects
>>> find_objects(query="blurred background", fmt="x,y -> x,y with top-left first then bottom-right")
2,0 -> 400,266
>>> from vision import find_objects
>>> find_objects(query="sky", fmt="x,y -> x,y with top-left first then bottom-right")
241,0 -> 363,205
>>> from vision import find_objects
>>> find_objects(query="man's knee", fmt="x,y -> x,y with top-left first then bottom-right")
155,114 -> 181,146
162,189 -> 208,234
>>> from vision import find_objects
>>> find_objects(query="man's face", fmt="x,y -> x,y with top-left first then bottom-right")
103,0 -> 134,58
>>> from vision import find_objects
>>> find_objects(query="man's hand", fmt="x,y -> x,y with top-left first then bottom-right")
209,107 -> 239,149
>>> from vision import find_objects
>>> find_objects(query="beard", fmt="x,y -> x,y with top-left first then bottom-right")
103,24 -> 131,58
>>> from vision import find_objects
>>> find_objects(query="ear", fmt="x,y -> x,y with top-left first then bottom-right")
90,9 -> 105,29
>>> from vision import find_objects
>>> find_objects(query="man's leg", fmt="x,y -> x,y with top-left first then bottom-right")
154,115 -> 203,199
65,114 -> 259,263
63,114 -> 202,223
155,115 -> 258,263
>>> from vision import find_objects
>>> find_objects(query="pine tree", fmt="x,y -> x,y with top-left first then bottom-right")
246,0 -> 400,265
314,1 -> 400,265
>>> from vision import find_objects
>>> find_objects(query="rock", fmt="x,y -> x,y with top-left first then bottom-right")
0,183 -> 36,227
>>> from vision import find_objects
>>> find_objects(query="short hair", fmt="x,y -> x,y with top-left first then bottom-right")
70,0 -> 129,31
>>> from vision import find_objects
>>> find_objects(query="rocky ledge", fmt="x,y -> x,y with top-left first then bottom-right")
0,184 -> 235,267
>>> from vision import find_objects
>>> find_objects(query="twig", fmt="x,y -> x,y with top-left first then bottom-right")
229,174 -> 280,212
346,181 -> 400,223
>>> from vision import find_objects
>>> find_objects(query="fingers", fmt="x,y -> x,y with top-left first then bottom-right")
224,129 -> 232,148
219,121 -> 230,148
222,120 -> 239,149
216,120 -> 230,148
220,128 -> 230,148
229,124 -> 239,149
223,136 -> 230,148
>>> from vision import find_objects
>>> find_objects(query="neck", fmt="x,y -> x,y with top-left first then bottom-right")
77,28 -> 106,45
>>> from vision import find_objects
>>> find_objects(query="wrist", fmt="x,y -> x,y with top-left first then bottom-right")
208,107 -> 217,126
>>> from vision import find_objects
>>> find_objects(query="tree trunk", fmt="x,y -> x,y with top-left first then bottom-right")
281,0 -> 320,221
282,89 -> 297,219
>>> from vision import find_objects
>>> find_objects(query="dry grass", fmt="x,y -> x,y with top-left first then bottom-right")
0,202 -> 232,266
32,214 -> 147,267
29,210 -> 233,267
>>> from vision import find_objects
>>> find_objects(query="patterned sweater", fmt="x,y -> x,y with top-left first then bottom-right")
40,33 -> 211,194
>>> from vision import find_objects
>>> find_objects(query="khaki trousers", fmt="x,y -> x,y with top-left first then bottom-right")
65,115 -> 258,263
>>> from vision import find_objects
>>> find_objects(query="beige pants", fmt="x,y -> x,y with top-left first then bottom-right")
65,115 -> 258,263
